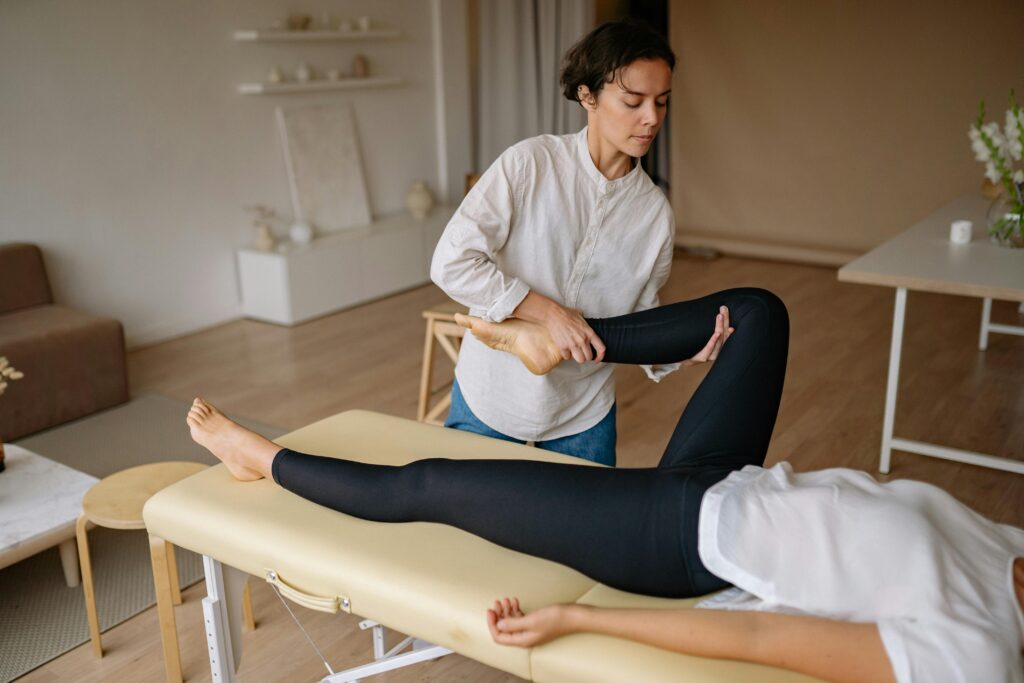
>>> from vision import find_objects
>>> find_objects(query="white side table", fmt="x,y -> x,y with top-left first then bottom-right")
0,444 -> 98,586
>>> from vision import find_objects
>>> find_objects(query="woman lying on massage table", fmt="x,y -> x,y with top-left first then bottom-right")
187,288 -> 1024,683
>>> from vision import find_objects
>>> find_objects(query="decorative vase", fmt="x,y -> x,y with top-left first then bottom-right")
288,14 -> 312,31
986,189 -> 1024,248
289,221 -> 314,245
406,181 -> 435,221
352,54 -> 369,78
254,223 -> 276,252
295,62 -> 314,83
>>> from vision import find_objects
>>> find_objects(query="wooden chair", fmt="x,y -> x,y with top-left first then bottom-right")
417,301 -> 467,425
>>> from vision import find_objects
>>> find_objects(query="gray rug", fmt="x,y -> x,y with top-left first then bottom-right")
1,394 -> 285,682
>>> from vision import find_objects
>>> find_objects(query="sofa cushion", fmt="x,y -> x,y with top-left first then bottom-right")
0,304 -> 128,440
0,243 -> 52,314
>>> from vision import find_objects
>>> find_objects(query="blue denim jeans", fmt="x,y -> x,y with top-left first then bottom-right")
445,380 -> 617,466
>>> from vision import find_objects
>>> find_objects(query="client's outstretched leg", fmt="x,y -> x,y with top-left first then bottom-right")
188,399 -> 723,598
186,398 -> 277,481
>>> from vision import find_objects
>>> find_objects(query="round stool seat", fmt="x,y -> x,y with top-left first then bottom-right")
82,461 -> 207,530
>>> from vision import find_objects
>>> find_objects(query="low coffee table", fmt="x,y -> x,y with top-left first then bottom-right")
0,444 -> 98,586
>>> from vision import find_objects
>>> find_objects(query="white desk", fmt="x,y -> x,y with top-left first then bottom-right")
838,194 -> 1024,474
0,444 -> 98,585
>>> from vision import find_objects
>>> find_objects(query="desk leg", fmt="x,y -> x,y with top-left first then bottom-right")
880,287 -> 907,474
979,297 -> 992,351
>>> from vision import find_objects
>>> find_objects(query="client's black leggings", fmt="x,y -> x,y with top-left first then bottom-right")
272,288 -> 789,598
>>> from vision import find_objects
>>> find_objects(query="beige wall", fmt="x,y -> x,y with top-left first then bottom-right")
669,0 -> 1024,262
0,0 -> 469,346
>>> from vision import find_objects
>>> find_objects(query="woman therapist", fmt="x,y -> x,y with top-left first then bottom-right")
431,18 -> 731,465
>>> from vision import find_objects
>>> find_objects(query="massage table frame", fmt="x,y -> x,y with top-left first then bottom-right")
144,410 -> 821,683
197,556 -> 453,683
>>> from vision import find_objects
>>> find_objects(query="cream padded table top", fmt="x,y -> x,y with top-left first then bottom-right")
144,410 -> 821,682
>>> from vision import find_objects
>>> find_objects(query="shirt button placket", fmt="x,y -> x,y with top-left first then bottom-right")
568,184 -> 607,309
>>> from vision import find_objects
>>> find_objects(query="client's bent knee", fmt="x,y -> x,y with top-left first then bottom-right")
720,289 -> 789,346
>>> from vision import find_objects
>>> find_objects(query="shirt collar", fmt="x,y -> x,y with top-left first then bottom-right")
575,126 -> 643,191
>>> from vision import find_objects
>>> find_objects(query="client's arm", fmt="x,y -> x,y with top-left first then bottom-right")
486,598 -> 895,683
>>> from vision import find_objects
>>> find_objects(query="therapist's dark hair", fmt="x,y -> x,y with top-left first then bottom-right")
560,18 -> 675,103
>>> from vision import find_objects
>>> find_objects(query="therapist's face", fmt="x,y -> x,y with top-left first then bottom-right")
581,58 -> 672,158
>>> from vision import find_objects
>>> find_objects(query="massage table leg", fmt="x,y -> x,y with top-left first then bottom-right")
202,555 -> 247,682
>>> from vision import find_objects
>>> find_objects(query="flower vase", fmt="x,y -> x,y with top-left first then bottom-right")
406,181 -> 435,221
986,191 -> 1024,248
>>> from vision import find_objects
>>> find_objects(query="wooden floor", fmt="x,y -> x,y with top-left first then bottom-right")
21,253 -> 1024,682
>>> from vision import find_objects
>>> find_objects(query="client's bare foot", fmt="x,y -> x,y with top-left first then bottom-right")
454,314 -> 563,375
186,398 -> 279,481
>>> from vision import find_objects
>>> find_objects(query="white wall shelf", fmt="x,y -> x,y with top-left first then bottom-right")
237,206 -> 453,325
233,29 -> 400,42
237,76 -> 403,96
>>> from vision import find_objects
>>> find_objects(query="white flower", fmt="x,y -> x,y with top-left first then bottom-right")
969,128 -> 990,161
1007,109 -> 1020,136
1009,138 -> 1023,161
985,161 -> 1001,183
1015,169 -> 1024,184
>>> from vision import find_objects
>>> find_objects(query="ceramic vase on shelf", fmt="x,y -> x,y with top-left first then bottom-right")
295,62 -> 314,83
406,181 -> 435,221
986,187 -> 1023,248
352,54 -> 369,78
254,223 -> 276,252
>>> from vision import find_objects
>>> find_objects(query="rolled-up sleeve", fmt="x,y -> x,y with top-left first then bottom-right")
430,148 -> 531,322
636,207 -> 679,382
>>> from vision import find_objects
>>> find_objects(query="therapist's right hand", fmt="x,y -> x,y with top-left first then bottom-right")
514,292 -> 606,364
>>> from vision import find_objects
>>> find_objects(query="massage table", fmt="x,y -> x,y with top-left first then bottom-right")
143,410 -> 821,682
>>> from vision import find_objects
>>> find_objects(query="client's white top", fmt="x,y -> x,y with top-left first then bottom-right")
698,462 -> 1024,683
430,127 -> 677,442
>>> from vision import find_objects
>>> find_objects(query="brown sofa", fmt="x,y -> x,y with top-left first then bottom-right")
0,243 -> 129,442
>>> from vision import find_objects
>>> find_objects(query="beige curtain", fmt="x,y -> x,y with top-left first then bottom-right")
476,0 -> 595,169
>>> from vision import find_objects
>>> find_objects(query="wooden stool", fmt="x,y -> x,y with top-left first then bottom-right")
418,301 -> 468,424
77,461 -> 255,683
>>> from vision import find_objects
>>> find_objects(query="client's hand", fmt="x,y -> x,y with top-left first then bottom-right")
487,597 -> 572,648
682,306 -> 734,366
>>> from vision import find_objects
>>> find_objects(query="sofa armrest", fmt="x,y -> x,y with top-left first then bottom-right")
0,243 -> 53,314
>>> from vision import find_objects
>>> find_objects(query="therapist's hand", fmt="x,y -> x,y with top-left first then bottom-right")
514,292 -> 606,364
682,305 -> 734,366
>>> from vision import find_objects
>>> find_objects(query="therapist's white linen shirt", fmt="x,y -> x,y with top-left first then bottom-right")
698,462 -> 1024,683
431,127 -> 676,442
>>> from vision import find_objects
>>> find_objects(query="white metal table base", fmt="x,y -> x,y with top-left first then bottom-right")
978,297 -> 1024,350
201,556 -> 452,683
880,288 -> 1024,475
